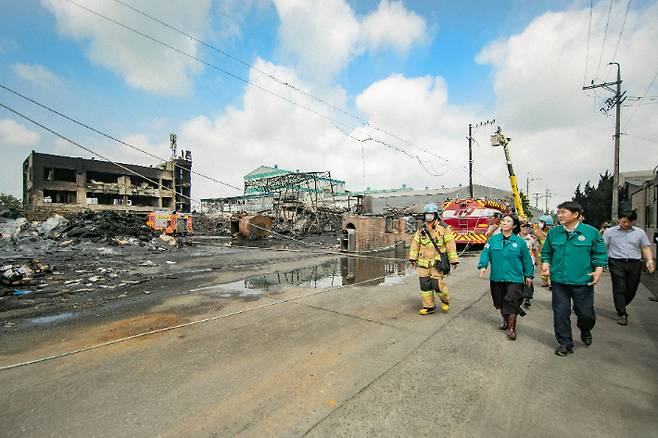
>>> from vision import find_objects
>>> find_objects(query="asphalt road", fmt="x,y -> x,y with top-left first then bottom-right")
1,252 -> 656,437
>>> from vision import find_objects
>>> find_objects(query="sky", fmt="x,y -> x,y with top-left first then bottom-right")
1,0 -> 657,211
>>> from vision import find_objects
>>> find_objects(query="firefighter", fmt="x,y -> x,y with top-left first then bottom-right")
409,203 -> 459,315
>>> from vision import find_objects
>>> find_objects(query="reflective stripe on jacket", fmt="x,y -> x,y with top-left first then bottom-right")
408,221 -> 459,266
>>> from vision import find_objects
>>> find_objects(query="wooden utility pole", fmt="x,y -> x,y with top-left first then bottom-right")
582,62 -> 625,220
468,123 -> 473,198
467,119 -> 495,198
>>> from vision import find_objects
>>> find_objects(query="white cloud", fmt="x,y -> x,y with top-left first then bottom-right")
361,0 -> 428,53
214,0 -> 270,42
117,133 -> 171,167
273,0 -> 361,83
173,61 -> 484,200
0,118 -> 40,147
273,0 -> 429,83
475,2 -> 658,208
41,0 -> 212,96
11,63 -> 62,87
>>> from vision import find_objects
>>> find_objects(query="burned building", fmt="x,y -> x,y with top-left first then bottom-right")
22,146 -> 192,213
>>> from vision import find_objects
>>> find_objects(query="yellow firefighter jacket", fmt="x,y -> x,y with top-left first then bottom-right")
409,221 -> 459,277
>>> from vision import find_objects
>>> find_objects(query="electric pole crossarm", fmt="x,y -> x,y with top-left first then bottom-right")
582,80 -> 621,91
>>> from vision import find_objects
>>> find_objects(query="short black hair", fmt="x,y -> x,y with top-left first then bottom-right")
618,210 -> 637,221
501,214 -> 521,234
556,201 -> 583,214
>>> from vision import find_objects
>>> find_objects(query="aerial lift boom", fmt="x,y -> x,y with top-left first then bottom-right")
490,127 -> 527,221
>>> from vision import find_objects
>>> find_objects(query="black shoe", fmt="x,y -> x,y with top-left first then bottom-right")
523,299 -> 531,308
554,345 -> 574,356
616,315 -> 628,325
581,330 -> 592,346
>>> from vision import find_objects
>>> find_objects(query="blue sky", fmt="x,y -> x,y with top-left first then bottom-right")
1,0 -> 657,209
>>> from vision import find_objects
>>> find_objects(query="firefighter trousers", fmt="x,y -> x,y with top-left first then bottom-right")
418,266 -> 449,309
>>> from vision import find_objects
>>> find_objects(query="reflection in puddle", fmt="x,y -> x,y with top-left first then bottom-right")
28,312 -> 76,325
204,248 -> 410,300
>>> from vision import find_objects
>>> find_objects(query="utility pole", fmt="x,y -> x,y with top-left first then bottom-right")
468,123 -> 473,198
582,62 -> 625,220
526,173 -> 541,199
544,188 -> 552,214
533,192 -> 541,209
467,119 -> 495,198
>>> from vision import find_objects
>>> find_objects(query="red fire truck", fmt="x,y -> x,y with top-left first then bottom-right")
441,199 -> 510,246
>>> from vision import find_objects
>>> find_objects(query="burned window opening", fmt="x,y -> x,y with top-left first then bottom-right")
86,192 -> 119,205
43,189 -> 76,204
44,167 -> 76,182
129,196 -> 160,208
87,171 -> 122,184
130,175 -> 159,189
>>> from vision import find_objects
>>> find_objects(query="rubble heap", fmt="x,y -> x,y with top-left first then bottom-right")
272,206 -> 343,239
55,211 -> 155,241
192,212 -> 231,236
1,259 -> 51,288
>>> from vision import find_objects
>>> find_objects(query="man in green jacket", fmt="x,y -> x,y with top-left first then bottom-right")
541,201 -> 608,356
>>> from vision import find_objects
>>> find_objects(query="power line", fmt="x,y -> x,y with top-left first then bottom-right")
622,69 -> 658,130
60,0 -> 457,179
0,101 -> 185,202
0,82 -> 243,192
54,0 -> 516,195
583,0 -> 594,85
594,0 -> 615,81
623,132 -> 658,144
107,0 -> 411,148
0,100 -> 334,247
610,0 -> 631,66
59,0 -> 371,148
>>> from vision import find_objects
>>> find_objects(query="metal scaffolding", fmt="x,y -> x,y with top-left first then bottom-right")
244,171 -> 336,209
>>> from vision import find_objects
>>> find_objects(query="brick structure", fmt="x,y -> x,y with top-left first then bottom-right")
341,215 -> 412,253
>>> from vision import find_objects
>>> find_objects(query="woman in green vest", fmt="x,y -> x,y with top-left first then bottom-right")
478,215 -> 534,340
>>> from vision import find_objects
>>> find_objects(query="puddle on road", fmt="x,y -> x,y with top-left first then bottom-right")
200,249 -> 412,300
28,312 -> 76,325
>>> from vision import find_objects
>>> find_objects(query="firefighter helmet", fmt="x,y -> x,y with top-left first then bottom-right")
423,203 -> 439,214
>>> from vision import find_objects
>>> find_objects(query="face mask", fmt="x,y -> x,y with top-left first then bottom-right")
425,213 -> 435,222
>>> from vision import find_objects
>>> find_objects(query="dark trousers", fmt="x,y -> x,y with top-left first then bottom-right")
608,259 -> 642,316
551,282 -> 596,348
490,281 -> 523,315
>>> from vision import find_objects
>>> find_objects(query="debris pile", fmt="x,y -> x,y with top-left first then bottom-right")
0,207 -> 23,220
1,259 -> 51,288
192,212 -> 231,236
55,211 -> 155,241
272,206 -> 343,239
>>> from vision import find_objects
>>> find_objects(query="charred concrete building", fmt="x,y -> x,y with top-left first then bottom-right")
23,144 -> 192,213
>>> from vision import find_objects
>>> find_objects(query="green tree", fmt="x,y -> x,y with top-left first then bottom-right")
571,171 -> 614,227
519,190 -> 533,220
0,193 -> 21,209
